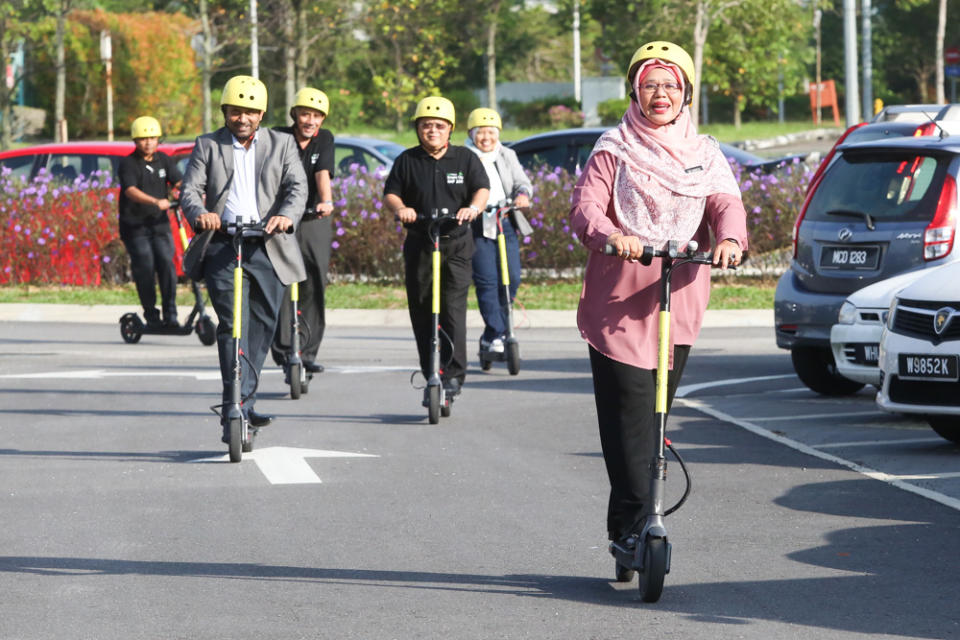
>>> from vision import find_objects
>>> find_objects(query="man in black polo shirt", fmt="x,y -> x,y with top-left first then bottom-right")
384,96 -> 489,399
118,116 -> 183,328
271,87 -> 336,374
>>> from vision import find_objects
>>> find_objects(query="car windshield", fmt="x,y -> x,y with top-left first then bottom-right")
374,143 -> 403,161
805,150 -> 947,223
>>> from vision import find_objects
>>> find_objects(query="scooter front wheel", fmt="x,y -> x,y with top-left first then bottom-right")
228,418 -> 242,462
506,341 -> 520,376
196,315 -> 216,346
120,313 -> 143,344
289,363 -> 302,399
427,385 -> 440,424
639,537 -> 667,602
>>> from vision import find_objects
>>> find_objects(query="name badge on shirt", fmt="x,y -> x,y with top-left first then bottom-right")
446,172 -> 464,185
310,153 -> 319,164
159,168 -> 167,179
684,165 -> 703,174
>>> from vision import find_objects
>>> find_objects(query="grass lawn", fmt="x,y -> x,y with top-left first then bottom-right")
0,279 -> 775,311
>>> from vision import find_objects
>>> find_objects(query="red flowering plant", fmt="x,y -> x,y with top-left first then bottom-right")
0,168 -> 121,286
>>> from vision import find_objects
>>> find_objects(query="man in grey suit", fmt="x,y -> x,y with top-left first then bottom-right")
181,75 -> 307,443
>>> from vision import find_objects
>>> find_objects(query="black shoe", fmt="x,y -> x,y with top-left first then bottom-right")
162,318 -> 179,329
303,361 -> 324,374
442,378 -> 462,398
247,410 -> 273,428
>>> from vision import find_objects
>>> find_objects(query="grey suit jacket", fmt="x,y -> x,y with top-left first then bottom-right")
180,126 -> 308,285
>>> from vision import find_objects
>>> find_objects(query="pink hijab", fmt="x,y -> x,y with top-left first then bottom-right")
592,59 -> 741,248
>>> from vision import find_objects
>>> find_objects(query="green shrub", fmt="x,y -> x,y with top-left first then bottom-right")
597,97 -> 629,125
500,95 -> 581,128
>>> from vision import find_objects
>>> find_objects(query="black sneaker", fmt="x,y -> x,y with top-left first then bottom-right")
442,378 -> 462,398
303,361 -> 324,374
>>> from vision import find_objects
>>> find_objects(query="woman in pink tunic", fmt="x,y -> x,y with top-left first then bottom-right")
569,41 -> 748,547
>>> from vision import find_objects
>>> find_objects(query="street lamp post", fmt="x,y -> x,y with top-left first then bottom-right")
100,31 -> 114,142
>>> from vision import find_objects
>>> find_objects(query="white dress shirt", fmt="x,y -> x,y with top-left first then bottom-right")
223,130 -> 260,232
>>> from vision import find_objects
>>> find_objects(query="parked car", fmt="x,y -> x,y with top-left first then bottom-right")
0,141 -> 194,183
775,135 -> 960,395
333,136 -> 404,177
829,267 -> 940,386
506,127 -> 805,176
877,261 -> 960,443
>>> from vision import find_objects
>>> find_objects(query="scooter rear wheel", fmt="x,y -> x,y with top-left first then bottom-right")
196,315 -> 216,346
228,418 -> 242,463
427,385 -> 440,424
120,314 -> 143,344
506,342 -> 520,376
639,537 -> 667,602
242,432 -> 254,453
289,363 -> 302,399
441,402 -> 451,418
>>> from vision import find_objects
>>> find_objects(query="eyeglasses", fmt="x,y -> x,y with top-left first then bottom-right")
419,122 -> 450,131
640,82 -> 682,94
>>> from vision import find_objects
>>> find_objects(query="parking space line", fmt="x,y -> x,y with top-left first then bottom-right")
814,437 -> 945,449
679,397 -> 960,512
891,472 -> 960,480
676,374 -> 796,398
744,410 -> 886,423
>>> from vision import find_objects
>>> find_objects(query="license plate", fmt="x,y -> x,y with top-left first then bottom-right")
820,245 -> 880,270
860,344 -> 879,364
898,353 -> 959,380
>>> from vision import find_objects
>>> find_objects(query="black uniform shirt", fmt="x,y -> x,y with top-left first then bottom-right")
118,150 -> 182,225
384,144 -> 489,237
274,126 -> 334,213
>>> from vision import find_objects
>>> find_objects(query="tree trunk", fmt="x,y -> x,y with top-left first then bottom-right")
0,32 -> 11,150
295,0 -> 308,88
486,2 -> 500,109
283,0 -> 296,119
54,0 -> 67,142
200,0 -> 213,133
733,91 -> 742,129
936,0 -> 946,103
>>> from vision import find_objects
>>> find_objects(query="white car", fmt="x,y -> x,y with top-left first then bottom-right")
830,269 -> 940,386
877,261 -> 960,443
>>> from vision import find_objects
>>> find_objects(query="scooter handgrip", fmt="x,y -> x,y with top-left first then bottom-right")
603,244 -> 616,255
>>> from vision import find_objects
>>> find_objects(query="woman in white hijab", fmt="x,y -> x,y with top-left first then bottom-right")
465,108 -> 534,355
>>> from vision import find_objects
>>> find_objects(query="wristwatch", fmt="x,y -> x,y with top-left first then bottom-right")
468,204 -> 480,214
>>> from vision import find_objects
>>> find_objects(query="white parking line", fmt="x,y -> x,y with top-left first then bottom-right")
676,374 -> 796,398
679,397 -> 960,512
743,410 -> 886,422
814,437 -> 944,449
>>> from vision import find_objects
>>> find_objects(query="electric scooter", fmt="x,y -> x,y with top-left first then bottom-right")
478,200 -> 521,376
284,280 -> 312,399
605,239 -> 716,602
421,208 -> 459,424
119,202 -> 217,346
218,219 -> 271,462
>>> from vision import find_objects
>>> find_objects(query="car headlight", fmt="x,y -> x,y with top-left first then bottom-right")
886,296 -> 899,329
837,301 -> 857,324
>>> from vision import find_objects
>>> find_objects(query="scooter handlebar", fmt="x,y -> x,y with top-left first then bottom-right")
602,241 -> 732,268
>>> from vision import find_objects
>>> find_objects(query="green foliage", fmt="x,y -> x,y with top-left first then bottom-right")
597,97 -> 629,125
27,9 -> 202,138
500,95 -> 581,128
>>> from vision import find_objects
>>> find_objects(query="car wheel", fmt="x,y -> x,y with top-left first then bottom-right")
790,346 -> 865,396
926,416 -> 960,444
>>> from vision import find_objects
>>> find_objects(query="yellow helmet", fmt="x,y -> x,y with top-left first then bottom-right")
130,116 -> 162,139
412,96 -> 455,128
466,108 -> 502,130
628,41 -> 695,101
293,87 -> 330,116
220,75 -> 268,112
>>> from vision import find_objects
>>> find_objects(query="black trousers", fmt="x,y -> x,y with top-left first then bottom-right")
203,234 -> 285,414
588,344 -> 690,541
272,215 -> 332,365
404,230 -> 474,384
120,220 -> 177,323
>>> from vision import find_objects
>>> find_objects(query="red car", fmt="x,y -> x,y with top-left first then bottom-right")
0,141 -> 196,277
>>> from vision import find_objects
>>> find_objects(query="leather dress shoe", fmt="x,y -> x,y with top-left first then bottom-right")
303,361 -> 324,374
247,410 -> 274,428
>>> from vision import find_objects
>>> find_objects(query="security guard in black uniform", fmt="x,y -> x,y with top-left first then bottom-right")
271,87 -> 335,374
118,116 -> 183,328
384,96 -> 489,398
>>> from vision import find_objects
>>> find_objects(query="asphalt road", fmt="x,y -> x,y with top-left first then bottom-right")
1,318 -> 958,640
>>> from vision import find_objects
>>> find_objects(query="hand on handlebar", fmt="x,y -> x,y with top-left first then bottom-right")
605,232 -> 643,261
456,206 -> 478,225
195,212 -> 222,231
156,198 -> 172,212
713,238 -> 740,269
264,215 -> 293,235
394,207 -> 418,224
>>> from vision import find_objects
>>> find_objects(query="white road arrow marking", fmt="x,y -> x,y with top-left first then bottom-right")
189,446 -> 378,484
